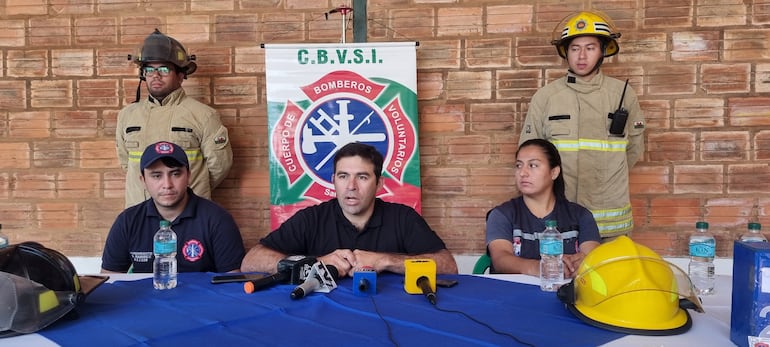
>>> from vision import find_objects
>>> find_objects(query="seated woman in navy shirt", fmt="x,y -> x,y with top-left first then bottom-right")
485,139 -> 600,278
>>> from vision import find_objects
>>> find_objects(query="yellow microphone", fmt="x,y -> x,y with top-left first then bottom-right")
404,259 -> 437,305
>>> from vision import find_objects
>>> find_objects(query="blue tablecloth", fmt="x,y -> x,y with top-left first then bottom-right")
40,273 -> 625,346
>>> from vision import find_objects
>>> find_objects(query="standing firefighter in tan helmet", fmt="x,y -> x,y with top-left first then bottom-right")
519,10 -> 646,239
116,29 -> 233,207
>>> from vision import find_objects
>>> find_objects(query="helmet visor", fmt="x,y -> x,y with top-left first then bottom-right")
0,272 -> 77,336
569,255 -> 704,313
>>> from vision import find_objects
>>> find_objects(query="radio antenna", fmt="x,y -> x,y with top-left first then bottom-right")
618,79 -> 629,110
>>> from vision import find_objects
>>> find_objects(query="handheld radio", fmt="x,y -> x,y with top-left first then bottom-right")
608,79 -> 630,136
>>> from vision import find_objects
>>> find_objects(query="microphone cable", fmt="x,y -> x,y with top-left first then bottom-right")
432,304 -> 537,347
367,295 -> 399,347
366,296 -> 535,347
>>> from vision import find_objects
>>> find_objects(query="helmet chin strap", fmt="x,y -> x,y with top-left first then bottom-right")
590,56 -> 604,75
588,40 -> 610,75
591,41 -> 607,75
134,77 -> 145,103
133,67 -> 147,103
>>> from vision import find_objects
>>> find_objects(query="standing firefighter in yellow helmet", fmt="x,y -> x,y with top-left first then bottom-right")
519,10 -> 645,239
116,29 -> 233,207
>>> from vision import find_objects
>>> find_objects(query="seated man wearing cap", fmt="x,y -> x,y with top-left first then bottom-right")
101,141 -> 245,274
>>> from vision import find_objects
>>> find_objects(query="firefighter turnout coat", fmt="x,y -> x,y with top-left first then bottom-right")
116,88 -> 233,207
519,71 -> 645,238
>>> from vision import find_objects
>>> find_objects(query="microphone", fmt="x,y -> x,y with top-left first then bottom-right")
404,259 -> 437,305
353,266 -> 377,296
243,255 -> 317,294
417,276 -> 436,305
290,262 -> 339,300
244,271 -> 289,294
280,255 -> 318,285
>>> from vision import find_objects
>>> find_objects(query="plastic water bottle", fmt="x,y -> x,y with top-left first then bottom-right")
740,222 -> 767,242
153,220 -> 177,290
688,221 -> 715,295
539,220 -> 563,292
0,224 -> 7,249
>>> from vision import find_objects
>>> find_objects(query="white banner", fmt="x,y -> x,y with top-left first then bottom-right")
264,42 -> 421,229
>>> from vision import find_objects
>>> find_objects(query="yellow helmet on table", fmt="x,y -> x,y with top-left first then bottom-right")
557,236 -> 704,336
551,10 -> 621,59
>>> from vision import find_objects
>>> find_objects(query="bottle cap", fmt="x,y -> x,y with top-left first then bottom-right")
749,222 -> 761,231
545,220 -> 558,228
695,221 -> 708,229
160,220 -> 170,228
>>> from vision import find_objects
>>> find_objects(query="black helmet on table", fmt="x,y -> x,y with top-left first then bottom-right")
0,242 -> 107,337
129,28 -> 197,77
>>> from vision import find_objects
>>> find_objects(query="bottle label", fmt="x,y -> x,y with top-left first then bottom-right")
689,241 -> 715,258
154,240 -> 176,255
540,239 -> 563,256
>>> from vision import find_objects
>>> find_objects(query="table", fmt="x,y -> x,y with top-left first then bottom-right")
482,274 -> 735,347
2,273 -> 735,346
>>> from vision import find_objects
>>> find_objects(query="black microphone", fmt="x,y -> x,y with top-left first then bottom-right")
417,276 -> 436,305
290,262 -> 339,300
244,271 -> 289,294
279,255 -> 318,285
243,255 -> 317,294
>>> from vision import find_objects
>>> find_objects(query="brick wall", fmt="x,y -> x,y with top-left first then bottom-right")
1,0 -> 768,259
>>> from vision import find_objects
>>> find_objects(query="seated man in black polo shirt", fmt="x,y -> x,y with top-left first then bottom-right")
101,141 -> 245,273
241,142 -> 457,277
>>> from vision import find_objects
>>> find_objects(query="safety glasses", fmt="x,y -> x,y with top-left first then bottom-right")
141,66 -> 174,77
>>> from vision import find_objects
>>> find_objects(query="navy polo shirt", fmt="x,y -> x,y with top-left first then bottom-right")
261,199 -> 447,256
102,188 -> 245,273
